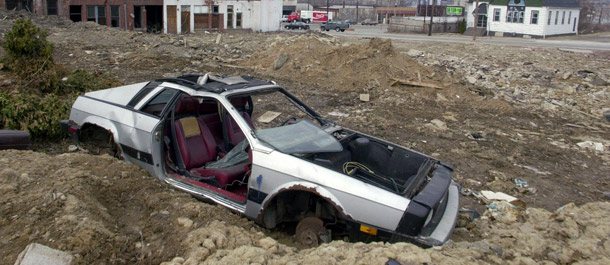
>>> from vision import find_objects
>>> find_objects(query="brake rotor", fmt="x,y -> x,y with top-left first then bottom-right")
295,217 -> 328,247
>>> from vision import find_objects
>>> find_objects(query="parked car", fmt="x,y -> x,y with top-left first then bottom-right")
281,15 -> 289,23
320,21 -> 349,32
61,73 -> 459,247
284,22 -> 310,30
362,19 -> 378,26
343,19 -> 356,25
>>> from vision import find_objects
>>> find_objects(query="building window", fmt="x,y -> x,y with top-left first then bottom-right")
47,0 -> 57,15
87,6 -> 106,26
531,10 -> 539,24
134,6 -> 143,28
493,8 -> 500,21
555,11 -> 559,25
561,11 -> 565,24
110,6 -> 120,28
236,13 -> 242,28
69,5 -> 82,22
213,5 -> 219,13
519,11 -> 524,23
568,11 -> 572,24
548,11 -> 552,25
507,10 -> 513,22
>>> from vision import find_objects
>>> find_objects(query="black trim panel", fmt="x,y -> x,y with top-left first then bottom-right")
120,144 -> 153,165
247,188 -> 268,204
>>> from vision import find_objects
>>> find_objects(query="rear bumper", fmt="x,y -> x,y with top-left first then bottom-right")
60,120 -> 80,142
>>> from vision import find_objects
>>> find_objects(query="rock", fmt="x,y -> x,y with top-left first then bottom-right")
14,243 -> 72,265
404,49 -> 424,57
359,94 -> 370,102
576,141 -> 604,152
604,111 -> 610,122
561,72 -> 572,80
466,76 -> 478,84
427,119 -> 448,131
541,102 -> 557,111
272,53 -> 289,70
603,191 -> 610,200
258,237 -> 277,249
68,145 -> 78,152
177,217 -> 193,228
591,76 -> 608,86
436,93 -> 448,102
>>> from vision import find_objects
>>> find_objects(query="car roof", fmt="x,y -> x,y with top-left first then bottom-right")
155,73 -> 274,94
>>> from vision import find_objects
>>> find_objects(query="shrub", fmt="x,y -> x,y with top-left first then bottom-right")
459,19 -> 467,34
0,90 -> 72,139
2,18 -> 55,78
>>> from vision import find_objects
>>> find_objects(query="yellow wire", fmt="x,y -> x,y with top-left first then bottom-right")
343,161 -> 374,175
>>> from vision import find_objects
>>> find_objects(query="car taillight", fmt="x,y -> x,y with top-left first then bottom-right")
69,127 -> 78,133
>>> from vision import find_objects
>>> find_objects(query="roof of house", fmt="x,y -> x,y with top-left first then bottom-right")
468,0 -> 579,8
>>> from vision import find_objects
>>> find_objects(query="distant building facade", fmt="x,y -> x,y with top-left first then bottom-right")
163,0 -> 282,34
466,0 -> 580,37
2,0 -> 163,32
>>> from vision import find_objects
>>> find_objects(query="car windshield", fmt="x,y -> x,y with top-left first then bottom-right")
255,120 -> 342,154
228,89 -> 340,154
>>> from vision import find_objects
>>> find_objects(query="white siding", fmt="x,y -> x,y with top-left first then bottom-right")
542,8 -> 579,36
466,2 -> 579,37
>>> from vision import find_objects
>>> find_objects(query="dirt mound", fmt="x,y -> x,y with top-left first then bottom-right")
0,150 -> 259,265
241,35 -> 450,94
162,200 -> 610,264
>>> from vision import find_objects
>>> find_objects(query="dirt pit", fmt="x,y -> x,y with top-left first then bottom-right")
1,150 -> 609,265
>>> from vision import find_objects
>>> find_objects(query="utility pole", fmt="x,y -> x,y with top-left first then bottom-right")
356,0 -> 359,22
428,0 -> 435,36
327,0 -> 330,22
473,0 -> 479,41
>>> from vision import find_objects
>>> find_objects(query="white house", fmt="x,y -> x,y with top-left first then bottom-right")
164,0 -> 282,34
466,0 -> 580,38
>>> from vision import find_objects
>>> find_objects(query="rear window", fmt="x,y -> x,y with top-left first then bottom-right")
140,89 -> 178,117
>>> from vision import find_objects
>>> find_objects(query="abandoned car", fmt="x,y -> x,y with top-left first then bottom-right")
61,74 -> 459,247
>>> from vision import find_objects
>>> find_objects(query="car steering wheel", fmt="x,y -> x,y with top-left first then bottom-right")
280,117 -> 297,126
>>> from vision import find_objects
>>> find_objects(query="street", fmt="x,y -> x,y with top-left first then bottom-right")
281,22 -> 610,51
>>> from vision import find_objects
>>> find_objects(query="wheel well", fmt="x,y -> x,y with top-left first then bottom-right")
261,190 -> 343,229
79,124 -> 119,156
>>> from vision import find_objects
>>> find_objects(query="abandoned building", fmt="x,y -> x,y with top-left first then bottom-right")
163,0 -> 283,34
466,0 -> 581,37
2,0 -> 164,32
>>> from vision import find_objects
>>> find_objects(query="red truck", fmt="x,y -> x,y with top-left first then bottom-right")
287,12 -> 311,23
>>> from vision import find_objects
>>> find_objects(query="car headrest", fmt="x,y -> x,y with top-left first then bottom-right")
175,95 -> 198,114
229,97 -> 249,110
198,101 -> 218,114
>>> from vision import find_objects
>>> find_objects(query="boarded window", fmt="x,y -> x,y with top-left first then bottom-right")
110,6 -> 120,28
568,11 -> 572,24
561,11 -> 565,24
69,5 -> 82,22
47,0 -> 57,15
555,11 -> 558,25
531,10 -> 538,24
227,5 -> 234,29
548,11 -> 552,25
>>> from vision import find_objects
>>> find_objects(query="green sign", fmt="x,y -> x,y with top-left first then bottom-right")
446,6 -> 463,15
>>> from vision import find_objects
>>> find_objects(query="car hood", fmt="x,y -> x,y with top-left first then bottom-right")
84,82 -> 149,106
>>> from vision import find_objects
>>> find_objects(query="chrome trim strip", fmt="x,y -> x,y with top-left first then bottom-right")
164,177 -> 246,213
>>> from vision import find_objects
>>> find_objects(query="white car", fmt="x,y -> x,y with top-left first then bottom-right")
61,73 -> 459,247
281,15 -> 289,23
